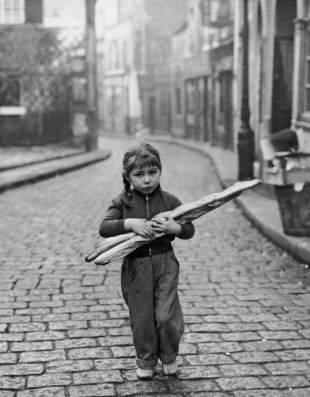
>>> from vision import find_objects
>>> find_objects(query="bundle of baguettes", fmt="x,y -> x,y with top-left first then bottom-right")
85,179 -> 261,266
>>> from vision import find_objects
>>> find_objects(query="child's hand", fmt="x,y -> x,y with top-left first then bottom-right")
125,218 -> 156,239
151,215 -> 181,236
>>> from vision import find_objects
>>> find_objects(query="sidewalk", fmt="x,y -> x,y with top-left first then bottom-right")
146,135 -> 310,266
0,142 -> 111,192
1,136 -> 310,267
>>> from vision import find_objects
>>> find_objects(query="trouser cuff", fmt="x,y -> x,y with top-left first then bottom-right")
136,356 -> 158,369
159,352 -> 178,365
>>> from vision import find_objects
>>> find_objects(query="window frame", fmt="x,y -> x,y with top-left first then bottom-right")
0,0 -> 25,25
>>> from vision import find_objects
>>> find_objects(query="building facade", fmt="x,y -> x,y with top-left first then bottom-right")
102,0 -> 187,136
170,0 -> 235,149
0,0 -> 85,146
234,0 -> 310,174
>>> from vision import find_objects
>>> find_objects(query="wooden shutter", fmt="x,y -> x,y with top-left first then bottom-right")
25,0 -> 43,23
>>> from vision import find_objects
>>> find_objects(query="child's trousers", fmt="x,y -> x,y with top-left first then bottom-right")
121,251 -> 184,369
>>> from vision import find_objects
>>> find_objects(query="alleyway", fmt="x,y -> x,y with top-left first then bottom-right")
0,137 -> 310,396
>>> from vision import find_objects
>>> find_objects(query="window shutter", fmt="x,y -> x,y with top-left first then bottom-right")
25,0 -> 43,23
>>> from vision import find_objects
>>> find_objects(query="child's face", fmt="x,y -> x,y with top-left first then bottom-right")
127,165 -> 161,195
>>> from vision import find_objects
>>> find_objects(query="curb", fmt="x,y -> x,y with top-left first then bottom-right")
0,150 -> 111,193
0,148 -> 86,172
146,135 -> 310,266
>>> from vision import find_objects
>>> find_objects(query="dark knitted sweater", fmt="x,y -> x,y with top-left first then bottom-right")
99,186 -> 195,257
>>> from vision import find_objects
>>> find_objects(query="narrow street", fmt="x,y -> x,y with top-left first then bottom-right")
0,137 -> 310,397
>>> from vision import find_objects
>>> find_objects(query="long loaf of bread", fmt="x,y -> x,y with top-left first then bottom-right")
85,179 -> 261,266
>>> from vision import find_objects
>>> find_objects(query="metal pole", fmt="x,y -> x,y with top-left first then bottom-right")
85,0 -> 98,151
237,0 -> 254,180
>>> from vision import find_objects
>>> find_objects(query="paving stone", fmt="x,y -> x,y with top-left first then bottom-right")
0,342 -> 7,352
0,316 -> 31,324
0,376 -> 25,390
17,387 -> 65,397
166,379 -> 219,393
0,364 -> 44,376
9,323 -> 46,333
281,340 -> 310,349
95,358 -> 136,370
198,342 -> 242,354
73,370 -> 123,384
241,340 -> 282,351
20,350 -> 65,363
185,354 -> 233,366
231,351 -> 279,363
115,381 -> 167,396
53,306 -> 88,314
0,392 -> 14,397
179,343 -> 198,355
11,341 -> 53,352
46,359 -> 93,373
111,346 -> 135,358
216,376 -> 266,390
90,320 -> 127,328
26,332 -> 65,341
234,389 -> 310,397
261,375 -> 310,388
219,364 -> 267,377
182,333 -> 222,343
49,321 -> 88,330
265,361 -> 310,375
263,321 -> 303,331
52,294 -> 84,301
258,331 -> 303,340
0,353 -> 17,364
222,331 -> 263,341
0,332 -> 24,342
68,384 -> 116,397
178,365 -> 220,379
31,314 -> 69,323
97,336 -> 133,347
188,323 -> 229,332
68,347 -> 112,360
274,349 -> 310,361
27,374 -> 71,388
0,324 -> 8,332
55,338 -> 96,349
228,322 -> 266,331
67,328 -> 106,338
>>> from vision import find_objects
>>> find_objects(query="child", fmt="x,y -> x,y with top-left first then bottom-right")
99,142 -> 195,380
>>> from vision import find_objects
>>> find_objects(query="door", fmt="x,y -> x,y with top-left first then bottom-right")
149,97 -> 156,134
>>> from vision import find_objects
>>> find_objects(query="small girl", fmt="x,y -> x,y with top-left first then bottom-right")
99,142 -> 195,380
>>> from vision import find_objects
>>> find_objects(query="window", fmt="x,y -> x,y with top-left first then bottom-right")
175,87 -> 182,114
200,0 -> 231,27
0,0 -> 25,24
109,40 -> 119,70
0,74 -> 21,106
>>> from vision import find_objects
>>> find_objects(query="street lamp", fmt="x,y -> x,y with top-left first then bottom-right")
237,0 -> 254,180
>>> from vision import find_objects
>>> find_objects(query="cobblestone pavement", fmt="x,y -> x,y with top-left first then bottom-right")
1,137 -> 310,397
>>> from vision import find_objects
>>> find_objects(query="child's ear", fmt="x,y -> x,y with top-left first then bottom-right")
123,172 -> 129,181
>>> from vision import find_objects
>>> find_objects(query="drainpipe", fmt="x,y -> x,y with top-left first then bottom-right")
85,0 -> 98,151
237,0 -> 254,180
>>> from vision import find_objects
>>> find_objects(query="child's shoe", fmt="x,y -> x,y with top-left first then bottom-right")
163,361 -> 178,376
136,367 -> 154,380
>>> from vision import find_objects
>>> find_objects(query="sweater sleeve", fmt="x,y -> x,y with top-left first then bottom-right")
168,192 -> 195,240
99,195 -> 127,238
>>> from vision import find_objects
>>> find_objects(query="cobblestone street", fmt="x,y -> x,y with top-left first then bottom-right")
1,137 -> 310,396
